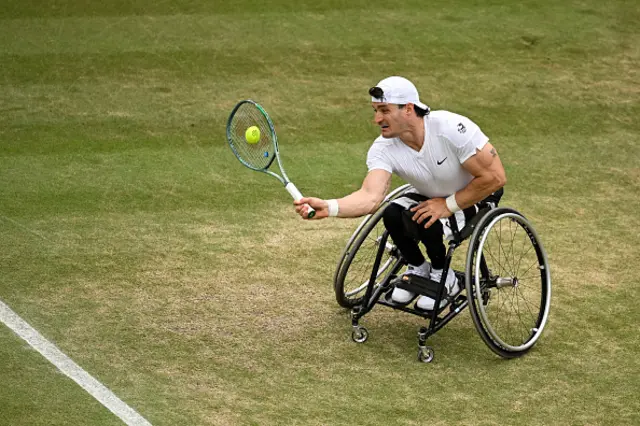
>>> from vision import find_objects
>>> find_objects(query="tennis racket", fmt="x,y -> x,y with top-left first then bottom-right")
226,100 -> 316,218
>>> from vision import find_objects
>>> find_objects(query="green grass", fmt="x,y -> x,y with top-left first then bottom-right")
1,0 -> 639,425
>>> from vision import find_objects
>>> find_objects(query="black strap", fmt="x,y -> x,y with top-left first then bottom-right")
452,188 -> 504,242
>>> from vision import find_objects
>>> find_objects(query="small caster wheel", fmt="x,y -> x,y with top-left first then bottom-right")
418,346 -> 434,363
351,327 -> 369,343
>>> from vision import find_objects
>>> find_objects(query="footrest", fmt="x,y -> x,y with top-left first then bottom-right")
395,275 -> 441,300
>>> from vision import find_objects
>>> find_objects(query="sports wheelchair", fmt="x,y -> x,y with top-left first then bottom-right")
334,184 -> 551,363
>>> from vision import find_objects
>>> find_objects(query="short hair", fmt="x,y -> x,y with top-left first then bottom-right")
399,104 -> 430,117
368,86 -> 430,117
369,86 -> 384,99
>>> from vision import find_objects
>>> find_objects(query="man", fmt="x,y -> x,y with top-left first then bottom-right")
294,76 -> 506,310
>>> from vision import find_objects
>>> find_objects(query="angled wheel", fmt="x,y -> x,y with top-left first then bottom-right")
333,185 -> 412,308
351,326 -> 369,343
334,205 -> 403,308
418,346 -> 435,363
465,208 -> 551,358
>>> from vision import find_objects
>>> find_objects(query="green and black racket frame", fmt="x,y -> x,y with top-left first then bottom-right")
226,99 -> 315,218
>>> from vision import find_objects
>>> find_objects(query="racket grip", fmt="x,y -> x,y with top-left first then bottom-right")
286,182 -> 316,219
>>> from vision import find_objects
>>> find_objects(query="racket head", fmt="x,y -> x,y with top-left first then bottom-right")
226,100 -> 278,172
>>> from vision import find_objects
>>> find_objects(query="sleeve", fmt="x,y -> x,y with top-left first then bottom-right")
366,141 -> 394,173
444,114 -> 489,164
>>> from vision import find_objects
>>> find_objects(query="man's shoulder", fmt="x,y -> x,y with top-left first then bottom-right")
428,110 -> 480,145
429,110 -> 470,131
367,135 -> 398,173
370,135 -> 400,150
372,134 -> 399,144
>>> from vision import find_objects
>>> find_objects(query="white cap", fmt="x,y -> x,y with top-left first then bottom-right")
371,76 -> 428,110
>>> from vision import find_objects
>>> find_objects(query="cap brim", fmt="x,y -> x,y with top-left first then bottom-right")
412,100 -> 428,110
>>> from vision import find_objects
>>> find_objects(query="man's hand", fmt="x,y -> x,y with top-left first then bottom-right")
410,198 -> 452,228
294,197 -> 329,219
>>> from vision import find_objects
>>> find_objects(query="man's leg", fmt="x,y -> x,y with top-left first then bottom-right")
414,210 -> 479,310
382,202 -> 431,303
382,202 -> 425,266
417,220 -> 446,270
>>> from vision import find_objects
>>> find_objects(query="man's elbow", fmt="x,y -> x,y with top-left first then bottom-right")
494,171 -> 507,190
484,167 -> 506,192
367,198 -> 384,214
366,193 -> 386,214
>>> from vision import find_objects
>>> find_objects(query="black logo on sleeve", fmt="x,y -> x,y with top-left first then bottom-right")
457,123 -> 466,133
437,157 -> 447,165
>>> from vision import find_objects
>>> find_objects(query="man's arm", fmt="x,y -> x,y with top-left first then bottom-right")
452,142 -> 506,209
294,169 -> 392,219
411,142 -> 506,227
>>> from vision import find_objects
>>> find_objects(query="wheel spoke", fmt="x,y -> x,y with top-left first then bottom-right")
516,289 -> 537,326
515,244 -> 535,277
516,284 -> 540,319
516,272 -> 536,282
514,225 -> 530,277
508,219 -> 519,274
517,260 -> 539,280
514,290 -> 534,342
485,238 -> 508,277
497,220 -> 517,274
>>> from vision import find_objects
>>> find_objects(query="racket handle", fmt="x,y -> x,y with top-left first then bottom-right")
286,182 -> 316,219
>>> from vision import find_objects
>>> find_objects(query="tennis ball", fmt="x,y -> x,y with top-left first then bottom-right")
245,126 -> 261,144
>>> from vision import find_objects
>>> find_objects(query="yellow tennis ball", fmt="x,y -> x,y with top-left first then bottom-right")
245,126 -> 261,144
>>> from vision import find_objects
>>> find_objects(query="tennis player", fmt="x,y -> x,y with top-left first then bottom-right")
295,76 -> 506,310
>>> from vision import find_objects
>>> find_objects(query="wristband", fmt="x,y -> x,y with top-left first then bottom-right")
327,199 -> 339,217
446,194 -> 461,213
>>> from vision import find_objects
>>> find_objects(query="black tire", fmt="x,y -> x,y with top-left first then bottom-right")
465,208 -> 551,358
334,205 -> 404,308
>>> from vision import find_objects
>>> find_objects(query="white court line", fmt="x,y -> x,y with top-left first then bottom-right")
0,300 -> 152,426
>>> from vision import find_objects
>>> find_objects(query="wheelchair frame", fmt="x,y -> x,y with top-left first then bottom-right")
335,184 -> 551,363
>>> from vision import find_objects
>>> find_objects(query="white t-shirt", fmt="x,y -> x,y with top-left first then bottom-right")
366,110 -> 489,198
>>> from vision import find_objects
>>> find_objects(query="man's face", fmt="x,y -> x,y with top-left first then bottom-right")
372,102 -> 408,138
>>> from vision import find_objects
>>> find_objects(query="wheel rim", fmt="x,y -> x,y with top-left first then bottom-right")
344,245 -> 396,297
340,217 -> 401,302
334,185 -> 413,308
352,328 -> 368,343
474,213 -> 551,351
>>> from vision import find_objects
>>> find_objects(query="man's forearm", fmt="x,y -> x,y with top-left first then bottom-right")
453,174 -> 504,210
334,189 -> 383,218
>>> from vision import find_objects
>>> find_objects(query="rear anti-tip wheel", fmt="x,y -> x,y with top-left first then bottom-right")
351,326 -> 369,343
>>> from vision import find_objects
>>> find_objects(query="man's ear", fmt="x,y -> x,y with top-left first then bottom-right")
406,103 -> 414,115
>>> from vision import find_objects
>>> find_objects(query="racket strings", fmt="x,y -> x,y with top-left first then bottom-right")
229,103 -> 275,170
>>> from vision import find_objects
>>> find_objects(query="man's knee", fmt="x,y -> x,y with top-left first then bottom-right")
383,203 -> 424,240
382,203 -> 404,230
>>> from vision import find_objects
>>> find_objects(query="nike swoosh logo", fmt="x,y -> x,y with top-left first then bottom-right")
437,157 -> 447,165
